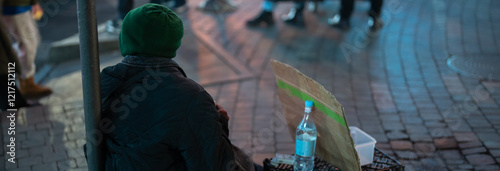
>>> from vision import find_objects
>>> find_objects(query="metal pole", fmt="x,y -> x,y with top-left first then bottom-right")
75,0 -> 104,170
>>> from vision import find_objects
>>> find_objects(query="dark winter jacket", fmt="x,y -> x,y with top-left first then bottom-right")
0,19 -> 20,75
99,56 -> 235,171
0,0 -> 21,75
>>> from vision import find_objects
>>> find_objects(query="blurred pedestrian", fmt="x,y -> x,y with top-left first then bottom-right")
106,0 -> 159,34
197,0 -> 235,12
164,0 -> 188,12
247,0 -> 307,27
98,4 -> 258,170
0,0 -> 29,111
1,0 -> 52,99
329,0 -> 383,30
106,0 -> 187,34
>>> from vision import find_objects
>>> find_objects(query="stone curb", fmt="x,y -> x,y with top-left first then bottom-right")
47,23 -> 119,63
45,21 -> 256,86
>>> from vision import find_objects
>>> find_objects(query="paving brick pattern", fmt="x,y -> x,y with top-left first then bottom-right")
2,0 -> 500,170
183,0 -> 500,170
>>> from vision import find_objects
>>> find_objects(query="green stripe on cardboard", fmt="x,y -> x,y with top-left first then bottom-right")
276,79 -> 347,127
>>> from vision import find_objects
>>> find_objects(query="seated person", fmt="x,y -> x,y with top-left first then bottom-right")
99,4 -> 247,170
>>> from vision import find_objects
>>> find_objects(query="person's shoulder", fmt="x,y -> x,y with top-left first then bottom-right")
100,64 -> 126,78
100,66 -> 115,81
165,76 -> 206,95
101,65 -> 115,74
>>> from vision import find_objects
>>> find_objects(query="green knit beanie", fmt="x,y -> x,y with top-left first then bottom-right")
120,3 -> 184,58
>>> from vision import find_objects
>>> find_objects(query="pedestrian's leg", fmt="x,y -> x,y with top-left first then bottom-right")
368,0 -> 383,30
107,0 -> 134,33
283,0 -> 306,24
246,0 -> 276,27
118,0 -> 134,20
329,0 -> 353,29
294,0 -> 305,9
4,12 -> 38,80
8,12 -> 52,99
369,0 -> 383,18
0,22 -> 29,110
340,0 -> 354,20
0,15 -> 29,109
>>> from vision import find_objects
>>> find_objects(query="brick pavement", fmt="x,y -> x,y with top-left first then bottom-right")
2,0 -> 500,170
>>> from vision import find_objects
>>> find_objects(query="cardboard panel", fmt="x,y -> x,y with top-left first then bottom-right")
271,60 -> 361,171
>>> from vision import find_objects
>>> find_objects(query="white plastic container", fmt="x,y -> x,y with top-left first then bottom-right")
349,127 -> 377,166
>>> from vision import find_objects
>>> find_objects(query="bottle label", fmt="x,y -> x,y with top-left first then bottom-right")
296,139 -> 315,157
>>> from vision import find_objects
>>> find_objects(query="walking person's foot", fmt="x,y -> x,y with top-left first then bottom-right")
246,11 -> 274,27
105,18 -> 122,34
282,8 -> 304,25
328,14 -> 350,30
19,76 -> 52,99
367,16 -> 383,32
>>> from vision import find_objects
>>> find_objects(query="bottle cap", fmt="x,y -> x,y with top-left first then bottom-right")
305,100 -> 313,107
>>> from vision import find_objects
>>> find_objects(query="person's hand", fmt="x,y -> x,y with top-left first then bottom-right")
215,103 -> 229,121
32,3 -> 44,21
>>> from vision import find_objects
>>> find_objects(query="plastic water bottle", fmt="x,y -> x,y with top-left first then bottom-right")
294,100 -> 317,171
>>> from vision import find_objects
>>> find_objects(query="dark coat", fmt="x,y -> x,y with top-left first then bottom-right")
0,0 -> 21,75
100,56 -> 235,171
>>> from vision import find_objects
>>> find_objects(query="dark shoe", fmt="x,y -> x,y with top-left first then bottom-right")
368,16 -> 383,31
282,8 -> 304,25
328,14 -> 350,30
105,19 -> 122,34
247,11 -> 274,27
